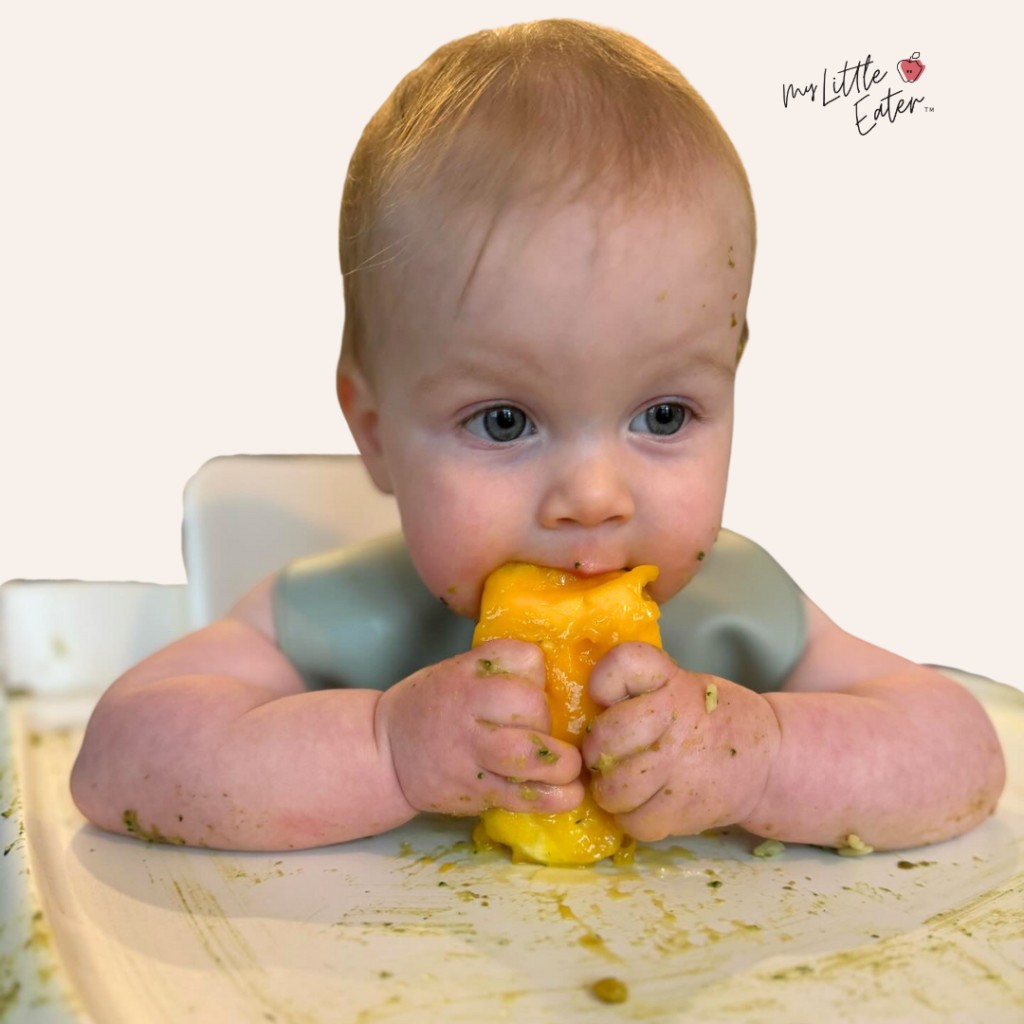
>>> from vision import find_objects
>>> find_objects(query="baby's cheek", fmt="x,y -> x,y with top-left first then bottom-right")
401,503 -> 508,612
403,532 -> 482,616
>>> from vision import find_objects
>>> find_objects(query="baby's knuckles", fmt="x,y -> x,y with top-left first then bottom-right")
374,664 -> 460,810
378,670 -> 478,813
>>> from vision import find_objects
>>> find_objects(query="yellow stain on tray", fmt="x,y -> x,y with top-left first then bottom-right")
472,562 -> 662,865
554,899 -> 622,962
167,874 -> 317,1024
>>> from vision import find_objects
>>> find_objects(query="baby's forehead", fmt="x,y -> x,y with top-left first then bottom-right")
363,192 -> 748,396
375,184 -> 750,327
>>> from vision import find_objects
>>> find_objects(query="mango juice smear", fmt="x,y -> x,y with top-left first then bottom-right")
471,562 -> 662,865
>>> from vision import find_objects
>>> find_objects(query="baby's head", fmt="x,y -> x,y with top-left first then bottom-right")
337,19 -> 755,618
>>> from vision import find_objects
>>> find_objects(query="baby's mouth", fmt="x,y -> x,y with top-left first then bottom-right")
546,561 -> 629,578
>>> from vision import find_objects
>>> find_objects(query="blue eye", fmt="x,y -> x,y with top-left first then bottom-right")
630,402 -> 693,436
464,405 -> 535,444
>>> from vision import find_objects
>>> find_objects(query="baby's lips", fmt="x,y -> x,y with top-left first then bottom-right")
472,637 -> 547,687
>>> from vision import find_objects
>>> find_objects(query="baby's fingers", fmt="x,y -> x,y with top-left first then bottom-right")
589,642 -> 674,706
589,748 -> 669,815
583,683 -> 676,769
475,726 -> 582,786
479,773 -> 586,815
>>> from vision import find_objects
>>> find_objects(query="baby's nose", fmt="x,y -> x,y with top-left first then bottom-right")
538,451 -> 635,528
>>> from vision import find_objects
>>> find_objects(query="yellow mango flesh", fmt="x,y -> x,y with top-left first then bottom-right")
472,562 -> 662,865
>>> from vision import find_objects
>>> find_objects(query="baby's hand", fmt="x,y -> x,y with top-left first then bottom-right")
582,643 -> 781,842
377,639 -> 584,817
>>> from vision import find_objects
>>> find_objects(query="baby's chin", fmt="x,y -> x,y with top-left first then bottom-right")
647,578 -> 692,606
640,561 -> 705,606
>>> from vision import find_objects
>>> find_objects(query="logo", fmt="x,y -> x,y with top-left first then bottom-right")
898,52 -> 926,83
782,52 -> 931,136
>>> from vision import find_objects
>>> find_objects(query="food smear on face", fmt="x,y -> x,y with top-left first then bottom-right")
472,562 -> 662,865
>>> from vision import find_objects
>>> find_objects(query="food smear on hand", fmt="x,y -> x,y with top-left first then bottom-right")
472,562 -> 662,865
705,681 -> 718,713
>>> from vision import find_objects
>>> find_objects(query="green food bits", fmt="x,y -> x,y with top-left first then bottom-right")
530,733 -> 559,763
476,658 -> 513,677
752,839 -> 786,858
705,682 -> 718,713
122,809 -> 186,845
836,833 -> 874,856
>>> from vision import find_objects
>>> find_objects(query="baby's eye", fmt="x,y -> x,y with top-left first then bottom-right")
464,405 -> 536,444
630,402 -> 693,437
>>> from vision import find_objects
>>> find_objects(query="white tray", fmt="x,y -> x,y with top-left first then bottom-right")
2,668 -> 1022,1024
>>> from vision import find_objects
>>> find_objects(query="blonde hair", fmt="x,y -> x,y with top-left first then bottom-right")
339,18 -> 754,386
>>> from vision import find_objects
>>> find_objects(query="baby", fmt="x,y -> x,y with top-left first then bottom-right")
71,19 -> 1005,854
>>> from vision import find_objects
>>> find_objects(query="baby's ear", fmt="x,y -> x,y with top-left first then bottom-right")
337,363 -> 394,495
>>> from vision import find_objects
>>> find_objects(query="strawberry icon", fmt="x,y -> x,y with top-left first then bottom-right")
898,51 -> 926,83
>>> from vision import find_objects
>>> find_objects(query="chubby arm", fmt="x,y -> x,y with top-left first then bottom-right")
738,594 -> 1007,849
582,595 -> 1006,851
70,574 -> 416,850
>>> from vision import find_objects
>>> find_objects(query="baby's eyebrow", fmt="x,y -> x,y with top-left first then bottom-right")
680,350 -> 736,384
416,355 -> 540,396
417,347 -> 734,395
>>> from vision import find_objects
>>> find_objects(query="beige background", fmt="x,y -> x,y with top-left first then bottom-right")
1,0 -> 1020,687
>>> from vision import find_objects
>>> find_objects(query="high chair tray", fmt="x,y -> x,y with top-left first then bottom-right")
2,669 -> 1021,1024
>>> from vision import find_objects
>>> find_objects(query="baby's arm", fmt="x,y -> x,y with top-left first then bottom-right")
740,594 -> 1007,849
70,575 -> 417,850
71,578 -> 582,851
